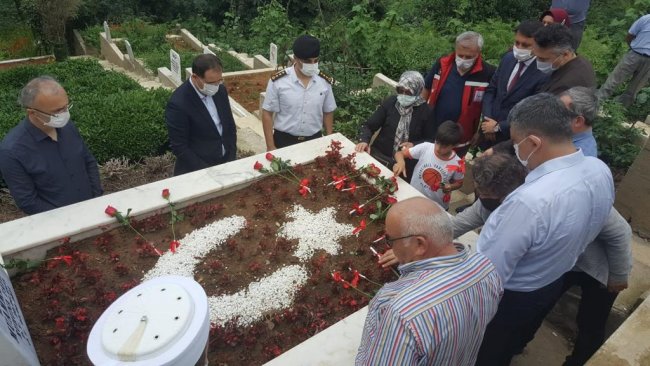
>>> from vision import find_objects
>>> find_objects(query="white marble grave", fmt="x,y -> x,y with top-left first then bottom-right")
0,134 -> 479,365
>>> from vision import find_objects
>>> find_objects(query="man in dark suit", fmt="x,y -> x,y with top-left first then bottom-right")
479,20 -> 548,150
166,54 -> 237,175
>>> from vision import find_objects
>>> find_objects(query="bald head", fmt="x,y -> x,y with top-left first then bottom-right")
19,76 -> 66,109
386,197 -> 454,264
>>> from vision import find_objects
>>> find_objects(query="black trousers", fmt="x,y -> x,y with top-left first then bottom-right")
273,129 -> 322,148
562,271 -> 618,366
475,276 -> 564,366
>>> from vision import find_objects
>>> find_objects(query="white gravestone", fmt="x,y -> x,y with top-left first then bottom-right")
270,43 -> 278,68
169,49 -> 182,83
103,21 -> 111,43
203,46 -> 216,56
124,40 -> 135,64
0,269 -> 39,366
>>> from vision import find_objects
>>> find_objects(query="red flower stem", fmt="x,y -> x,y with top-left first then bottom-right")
359,274 -> 383,288
166,200 -> 177,241
342,280 -> 373,298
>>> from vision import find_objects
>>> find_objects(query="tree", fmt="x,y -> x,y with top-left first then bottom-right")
22,0 -> 82,60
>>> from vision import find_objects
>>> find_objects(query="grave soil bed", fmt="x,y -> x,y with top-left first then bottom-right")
11,144 -> 397,365
225,71 -> 274,113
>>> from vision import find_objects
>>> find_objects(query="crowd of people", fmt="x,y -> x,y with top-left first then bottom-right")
0,1 -> 646,365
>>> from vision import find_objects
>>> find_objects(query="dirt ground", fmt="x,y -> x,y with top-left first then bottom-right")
225,71 -> 274,113
0,153 -> 176,224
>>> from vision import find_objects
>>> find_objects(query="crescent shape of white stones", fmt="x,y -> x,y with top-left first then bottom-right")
142,205 -> 355,327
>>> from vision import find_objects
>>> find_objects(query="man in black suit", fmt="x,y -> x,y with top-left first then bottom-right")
165,54 -> 237,175
479,20 -> 549,150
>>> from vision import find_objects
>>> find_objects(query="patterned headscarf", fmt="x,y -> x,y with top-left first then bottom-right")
393,71 -> 426,153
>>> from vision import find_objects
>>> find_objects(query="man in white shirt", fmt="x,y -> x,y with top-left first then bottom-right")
262,35 -> 337,150
474,93 -> 614,366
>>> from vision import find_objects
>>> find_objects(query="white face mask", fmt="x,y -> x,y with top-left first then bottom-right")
536,55 -> 561,74
397,94 -> 418,107
199,82 -> 220,96
455,56 -> 476,71
512,45 -> 534,62
42,110 -> 70,128
301,62 -> 319,77
513,136 -> 538,167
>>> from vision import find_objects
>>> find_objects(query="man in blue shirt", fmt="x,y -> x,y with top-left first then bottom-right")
474,93 -> 614,365
561,86 -> 599,157
597,14 -> 650,107
552,0 -> 591,49
0,76 -> 102,215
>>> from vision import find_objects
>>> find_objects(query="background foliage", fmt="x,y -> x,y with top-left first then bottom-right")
1,0 -> 648,172
0,59 -> 171,163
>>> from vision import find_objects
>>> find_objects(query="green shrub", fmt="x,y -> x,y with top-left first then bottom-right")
0,58 -> 171,163
594,101 -> 644,170
334,86 -> 393,141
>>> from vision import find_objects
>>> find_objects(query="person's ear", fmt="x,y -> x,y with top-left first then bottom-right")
529,135 -> 542,149
574,115 -> 586,128
414,236 -> 428,257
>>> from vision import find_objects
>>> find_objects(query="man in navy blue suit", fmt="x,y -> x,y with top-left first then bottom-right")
165,54 -> 237,176
479,20 -> 549,150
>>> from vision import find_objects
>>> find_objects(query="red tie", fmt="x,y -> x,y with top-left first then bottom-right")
508,62 -> 525,92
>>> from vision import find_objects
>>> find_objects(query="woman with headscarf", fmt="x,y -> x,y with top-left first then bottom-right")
540,8 -> 571,27
355,71 -> 436,181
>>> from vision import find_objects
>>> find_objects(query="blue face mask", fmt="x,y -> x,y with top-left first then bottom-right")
397,94 -> 417,107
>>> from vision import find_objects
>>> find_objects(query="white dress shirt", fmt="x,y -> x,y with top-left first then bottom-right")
262,65 -> 337,136
190,78 -> 225,155
507,56 -> 536,89
477,150 -> 614,291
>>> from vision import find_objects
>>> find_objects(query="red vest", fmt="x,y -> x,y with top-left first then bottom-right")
427,53 -> 493,145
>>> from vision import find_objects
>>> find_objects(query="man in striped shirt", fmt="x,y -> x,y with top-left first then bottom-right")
356,197 -> 502,365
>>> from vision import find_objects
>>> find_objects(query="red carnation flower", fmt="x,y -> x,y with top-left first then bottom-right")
253,161 -> 263,171
331,271 -> 343,282
55,317 -> 65,329
386,196 -> 398,205
350,270 -> 360,288
170,240 -> 181,254
265,152 -> 275,161
104,205 -> 118,217
162,189 -> 170,199
352,219 -> 367,235
53,255 -> 73,266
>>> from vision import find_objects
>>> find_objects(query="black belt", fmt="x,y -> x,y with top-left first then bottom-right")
633,50 -> 650,58
274,129 -> 320,140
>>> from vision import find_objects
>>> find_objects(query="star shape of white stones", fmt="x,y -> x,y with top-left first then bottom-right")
280,204 -> 356,261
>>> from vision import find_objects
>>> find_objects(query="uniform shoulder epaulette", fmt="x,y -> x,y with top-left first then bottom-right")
318,71 -> 334,85
270,69 -> 287,82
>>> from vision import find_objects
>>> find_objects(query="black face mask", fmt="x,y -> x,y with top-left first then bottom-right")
479,197 -> 502,212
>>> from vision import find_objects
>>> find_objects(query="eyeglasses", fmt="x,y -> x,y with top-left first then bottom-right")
29,103 -> 73,117
395,87 -> 414,96
384,233 -> 421,247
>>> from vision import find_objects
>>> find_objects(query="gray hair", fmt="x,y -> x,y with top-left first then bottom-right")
455,31 -> 484,50
561,86 -> 599,126
508,93 -> 574,142
18,76 -> 63,108
403,202 -> 454,247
